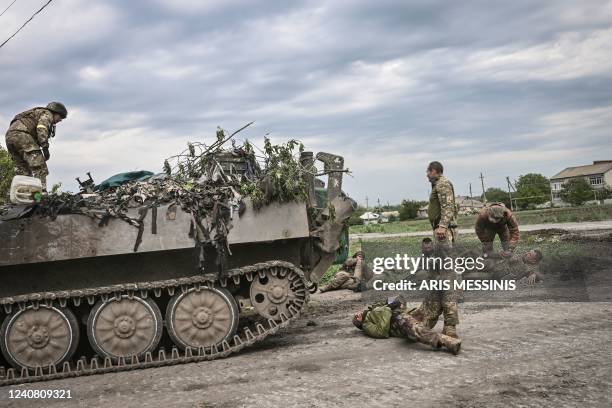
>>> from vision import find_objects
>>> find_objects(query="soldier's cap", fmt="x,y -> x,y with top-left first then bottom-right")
487,205 -> 505,222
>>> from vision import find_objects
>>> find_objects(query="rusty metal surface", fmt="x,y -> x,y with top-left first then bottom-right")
0,199 -> 309,267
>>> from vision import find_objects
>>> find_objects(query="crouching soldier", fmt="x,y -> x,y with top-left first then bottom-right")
319,251 -> 372,293
475,202 -> 520,256
5,102 -> 68,189
352,296 -> 461,355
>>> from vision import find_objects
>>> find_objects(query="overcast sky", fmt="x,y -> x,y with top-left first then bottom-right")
1,0 -> 612,204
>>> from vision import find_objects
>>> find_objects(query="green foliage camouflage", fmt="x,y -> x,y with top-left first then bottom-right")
0,144 -> 15,204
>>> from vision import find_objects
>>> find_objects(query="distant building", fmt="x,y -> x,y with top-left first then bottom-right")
455,196 -> 485,215
359,211 -> 380,225
550,160 -> 612,203
417,205 -> 428,219
380,211 -> 400,223
417,196 -> 483,219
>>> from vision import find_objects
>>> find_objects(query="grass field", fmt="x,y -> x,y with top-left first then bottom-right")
320,230 -> 594,285
349,204 -> 612,235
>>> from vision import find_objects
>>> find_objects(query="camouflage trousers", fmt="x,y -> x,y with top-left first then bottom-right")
417,270 -> 459,328
391,311 -> 447,348
5,131 -> 48,189
480,226 -> 511,254
319,271 -> 359,292
433,226 -> 458,249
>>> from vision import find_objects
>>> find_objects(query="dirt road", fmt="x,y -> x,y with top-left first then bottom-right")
350,220 -> 612,240
1,289 -> 610,408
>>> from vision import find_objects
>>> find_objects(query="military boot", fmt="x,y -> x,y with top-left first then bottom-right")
438,334 -> 461,355
442,325 -> 458,339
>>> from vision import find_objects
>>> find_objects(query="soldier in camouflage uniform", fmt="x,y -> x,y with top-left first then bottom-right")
427,161 -> 458,248
319,250 -> 372,292
475,202 -> 520,256
416,245 -> 461,338
4,102 -> 68,189
352,296 -> 461,355
485,249 -> 543,284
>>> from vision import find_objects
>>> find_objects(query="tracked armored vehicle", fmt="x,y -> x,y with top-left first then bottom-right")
0,149 -> 354,386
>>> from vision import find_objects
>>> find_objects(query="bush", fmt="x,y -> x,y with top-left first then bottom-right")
515,173 -> 551,209
560,178 -> 595,206
0,145 -> 15,204
399,199 -> 425,220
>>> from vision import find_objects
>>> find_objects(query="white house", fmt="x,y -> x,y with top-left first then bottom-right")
359,212 -> 380,225
550,160 -> 612,203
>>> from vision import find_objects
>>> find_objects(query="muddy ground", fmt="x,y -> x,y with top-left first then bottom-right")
1,233 -> 612,408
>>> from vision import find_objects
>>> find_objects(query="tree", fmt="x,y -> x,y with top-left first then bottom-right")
560,178 -> 594,206
0,144 -> 15,204
514,173 -> 551,209
399,199 -> 425,220
483,187 -> 510,207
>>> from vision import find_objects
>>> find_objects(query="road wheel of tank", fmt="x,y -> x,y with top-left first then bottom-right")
250,268 -> 300,320
166,287 -> 239,350
0,305 -> 79,371
87,296 -> 163,361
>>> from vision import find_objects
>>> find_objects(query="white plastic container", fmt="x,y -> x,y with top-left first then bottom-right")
10,175 -> 43,204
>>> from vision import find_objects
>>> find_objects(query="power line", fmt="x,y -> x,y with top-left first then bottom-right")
0,0 -> 18,18
0,0 -> 53,50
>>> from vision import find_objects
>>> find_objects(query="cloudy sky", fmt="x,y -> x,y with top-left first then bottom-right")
1,0 -> 612,204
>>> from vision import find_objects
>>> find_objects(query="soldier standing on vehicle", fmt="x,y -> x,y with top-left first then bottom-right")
475,202 -> 520,256
4,102 -> 68,189
427,161 -> 458,248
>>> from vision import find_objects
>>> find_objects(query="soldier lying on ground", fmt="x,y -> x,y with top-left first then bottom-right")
462,249 -> 543,284
319,250 -> 373,293
352,296 -> 461,355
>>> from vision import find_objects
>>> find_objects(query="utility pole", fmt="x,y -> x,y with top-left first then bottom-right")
506,177 -> 514,211
377,198 -> 381,213
469,182 -> 473,206
365,195 -> 369,210
480,173 -> 487,203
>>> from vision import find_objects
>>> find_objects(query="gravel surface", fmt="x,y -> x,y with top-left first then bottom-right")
1,292 -> 610,407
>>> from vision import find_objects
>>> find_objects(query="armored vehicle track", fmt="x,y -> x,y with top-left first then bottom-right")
0,261 -> 308,386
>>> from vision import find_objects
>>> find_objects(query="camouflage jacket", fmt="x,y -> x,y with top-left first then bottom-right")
342,258 -> 373,282
362,305 -> 412,339
475,203 -> 520,249
428,175 -> 457,229
488,253 -> 537,280
7,107 -> 55,149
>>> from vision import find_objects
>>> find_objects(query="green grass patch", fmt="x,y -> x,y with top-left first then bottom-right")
349,204 -> 612,235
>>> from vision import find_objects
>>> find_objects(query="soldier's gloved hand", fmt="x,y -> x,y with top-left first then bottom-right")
42,147 -> 50,161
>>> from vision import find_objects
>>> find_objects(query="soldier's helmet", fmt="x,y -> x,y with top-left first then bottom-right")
46,102 -> 68,119
487,204 -> 505,223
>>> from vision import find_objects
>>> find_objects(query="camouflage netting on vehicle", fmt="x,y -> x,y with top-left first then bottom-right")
0,124 -> 318,272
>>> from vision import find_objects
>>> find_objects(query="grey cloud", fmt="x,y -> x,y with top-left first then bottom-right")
1,0 -> 611,200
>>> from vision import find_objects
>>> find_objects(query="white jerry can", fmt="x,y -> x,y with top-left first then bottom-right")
9,175 -> 43,204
